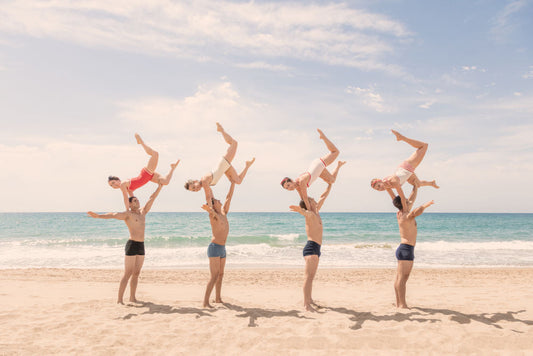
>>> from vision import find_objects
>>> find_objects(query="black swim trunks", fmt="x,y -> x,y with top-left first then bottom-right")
395,243 -> 414,261
303,240 -> 321,257
125,240 -> 145,256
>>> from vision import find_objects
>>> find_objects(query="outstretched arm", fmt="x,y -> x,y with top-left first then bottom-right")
405,185 -> 418,212
296,176 -> 311,210
120,183 -> 130,211
289,205 -> 311,218
202,180 -> 214,208
223,182 -> 236,214
142,184 -> 163,215
407,200 -> 434,219
386,188 -> 396,201
201,204 -> 217,219
316,184 -> 332,211
87,211 -> 128,220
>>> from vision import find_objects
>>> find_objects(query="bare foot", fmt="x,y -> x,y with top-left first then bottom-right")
203,303 -> 214,309
117,300 -> 124,305
397,304 -> 410,309
135,133 -> 143,145
246,158 -> 256,167
216,122 -> 224,132
310,300 -> 323,309
317,128 -> 326,140
171,160 -> 180,169
337,161 -> 346,168
391,129 -> 403,141
129,298 -> 140,303
215,298 -> 224,303
431,180 -> 440,189
304,304 -> 317,312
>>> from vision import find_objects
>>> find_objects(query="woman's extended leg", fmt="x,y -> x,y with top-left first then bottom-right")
136,133 -> 159,173
224,158 -> 255,184
318,129 -> 339,166
392,130 -> 428,170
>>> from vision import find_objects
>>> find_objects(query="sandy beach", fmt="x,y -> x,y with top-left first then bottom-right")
1,268 -> 532,355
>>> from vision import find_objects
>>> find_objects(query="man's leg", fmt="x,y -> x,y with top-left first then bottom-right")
129,255 -> 145,303
318,129 -> 339,166
303,255 -> 319,312
118,256 -> 136,304
394,260 -> 414,308
204,257 -> 221,308
135,133 -> 159,173
215,257 -> 226,303
391,130 -> 428,170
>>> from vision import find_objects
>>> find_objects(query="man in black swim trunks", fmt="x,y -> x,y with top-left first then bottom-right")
392,184 -> 434,308
290,161 -> 344,312
88,183 -> 164,304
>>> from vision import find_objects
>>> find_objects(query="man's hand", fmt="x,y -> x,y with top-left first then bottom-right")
87,211 -> 98,218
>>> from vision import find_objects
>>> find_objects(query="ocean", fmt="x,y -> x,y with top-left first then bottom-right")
0,212 -> 532,269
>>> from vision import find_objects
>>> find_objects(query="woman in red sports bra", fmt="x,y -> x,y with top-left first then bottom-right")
108,133 -> 180,210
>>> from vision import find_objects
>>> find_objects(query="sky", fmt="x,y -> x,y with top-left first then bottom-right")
0,0 -> 532,213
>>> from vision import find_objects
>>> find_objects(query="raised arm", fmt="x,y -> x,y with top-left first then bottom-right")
296,176 -> 311,210
120,183 -> 130,211
289,205 -> 311,218
405,185 -> 418,212
87,211 -> 128,220
393,183 -> 409,213
202,179 -> 214,208
142,184 -> 163,215
407,200 -> 434,219
316,184 -> 333,211
223,182 -> 236,214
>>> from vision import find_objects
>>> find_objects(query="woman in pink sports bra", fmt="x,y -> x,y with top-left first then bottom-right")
281,129 -> 346,210
108,133 -> 180,210
371,130 -> 439,212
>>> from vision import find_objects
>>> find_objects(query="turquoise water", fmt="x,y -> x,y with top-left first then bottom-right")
0,213 -> 532,268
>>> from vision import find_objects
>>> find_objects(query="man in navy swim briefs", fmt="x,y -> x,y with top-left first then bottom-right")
290,161 -> 345,312
392,185 -> 434,308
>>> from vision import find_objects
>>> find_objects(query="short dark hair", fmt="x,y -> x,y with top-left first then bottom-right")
299,198 -> 313,210
184,179 -> 194,190
281,177 -> 292,187
128,196 -> 137,203
392,195 -> 403,210
108,176 -> 119,181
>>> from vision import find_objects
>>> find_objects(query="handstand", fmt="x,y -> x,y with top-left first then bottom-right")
88,183 -> 164,304
290,161 -> 345,312
281,129 -> 343,210
109,133 -> 179,210
371,130 -> 438,212
184,123 -> 255,192
201,180 -> 236,308
392,184 -> 434,308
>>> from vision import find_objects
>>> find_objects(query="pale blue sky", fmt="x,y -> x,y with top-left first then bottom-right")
1,0 -> 532,212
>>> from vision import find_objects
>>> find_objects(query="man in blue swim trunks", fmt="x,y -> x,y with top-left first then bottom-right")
290,161 -> 345,312
200,180 -> 237,308
393,185 -> 434,308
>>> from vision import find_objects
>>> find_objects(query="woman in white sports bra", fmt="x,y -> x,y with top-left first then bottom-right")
184,123 -> 255,193
281,129 -> 345,210
371,130 -> 439,212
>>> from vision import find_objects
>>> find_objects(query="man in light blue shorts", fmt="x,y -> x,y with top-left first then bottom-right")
200,180 -> 237,308
393,184 -> 434,308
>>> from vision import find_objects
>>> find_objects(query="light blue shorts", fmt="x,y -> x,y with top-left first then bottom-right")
207,242 -> 226,258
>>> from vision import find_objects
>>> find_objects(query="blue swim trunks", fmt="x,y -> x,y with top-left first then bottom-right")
303,240 -> 321,257
396,243 -> 415,261
207,242 -> 226,258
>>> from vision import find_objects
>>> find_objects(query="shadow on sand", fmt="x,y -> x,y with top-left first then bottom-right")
221,302 -> 312,327
120,301 -> 212,320
412,307 -> 533,332
325,306 -> 440,330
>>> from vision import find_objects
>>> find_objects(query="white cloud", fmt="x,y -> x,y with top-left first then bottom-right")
490,0 -> 528,42
235,61 -> 290,72
0,1 -> 410,74
346,86 -> 390,112
523,66 -> 533,79
461,65 -> 487,72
